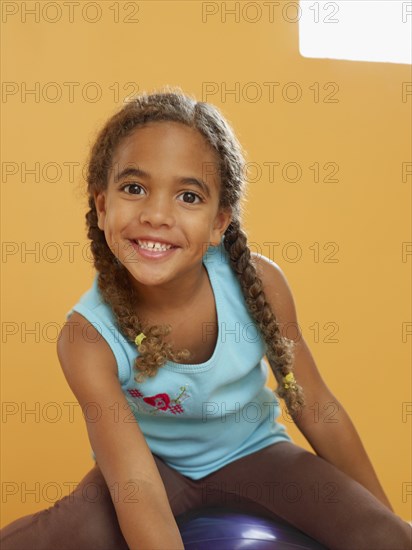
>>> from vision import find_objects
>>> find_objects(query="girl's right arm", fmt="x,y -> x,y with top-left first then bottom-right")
57,312 -> 184,550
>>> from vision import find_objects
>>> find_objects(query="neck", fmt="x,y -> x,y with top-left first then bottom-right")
127,263 -> 207,318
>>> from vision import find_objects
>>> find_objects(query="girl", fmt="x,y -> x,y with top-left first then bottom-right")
1,88 -> 410,550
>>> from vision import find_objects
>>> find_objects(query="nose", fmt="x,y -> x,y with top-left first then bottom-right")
138,193 -> 175,228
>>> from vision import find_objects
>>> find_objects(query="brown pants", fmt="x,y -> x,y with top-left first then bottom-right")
1,442 -> 411,550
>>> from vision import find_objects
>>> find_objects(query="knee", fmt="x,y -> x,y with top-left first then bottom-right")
350,514 -> 412,550
70,469 -> 129,550
376,517 -> 412,550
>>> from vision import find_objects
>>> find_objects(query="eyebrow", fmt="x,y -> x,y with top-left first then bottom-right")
113,166 -> 211,198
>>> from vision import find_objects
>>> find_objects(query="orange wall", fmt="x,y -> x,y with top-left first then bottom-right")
1,1 -> 411,525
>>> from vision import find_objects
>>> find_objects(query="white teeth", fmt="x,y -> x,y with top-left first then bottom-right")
137,240 -> 173,251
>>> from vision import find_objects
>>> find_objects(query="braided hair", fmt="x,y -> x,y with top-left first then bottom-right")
85,86 -> 305,415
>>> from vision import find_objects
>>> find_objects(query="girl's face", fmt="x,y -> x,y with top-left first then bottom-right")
94,121 -> 232,289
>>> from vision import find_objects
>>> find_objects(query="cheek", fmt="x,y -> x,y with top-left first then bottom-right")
101,211 -> 121,247
104,205 -> 128,229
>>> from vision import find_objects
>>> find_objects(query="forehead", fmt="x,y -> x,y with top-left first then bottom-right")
110,121 -> 221,184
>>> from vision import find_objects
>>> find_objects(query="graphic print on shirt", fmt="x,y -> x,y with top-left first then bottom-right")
127,384 -> 191,415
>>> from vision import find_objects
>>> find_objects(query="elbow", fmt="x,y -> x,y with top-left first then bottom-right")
293,392 -> 344,431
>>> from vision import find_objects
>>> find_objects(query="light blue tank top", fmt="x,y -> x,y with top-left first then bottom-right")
66,242 -> 291,479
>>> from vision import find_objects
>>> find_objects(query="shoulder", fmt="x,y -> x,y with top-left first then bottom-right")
252,253 -> 292,298
251,252 -> 300,341
57,311 -> 118,384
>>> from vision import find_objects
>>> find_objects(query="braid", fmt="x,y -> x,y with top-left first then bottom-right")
223,220 -> 305,416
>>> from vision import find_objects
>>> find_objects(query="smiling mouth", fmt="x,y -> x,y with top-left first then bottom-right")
131,240 -> 178,252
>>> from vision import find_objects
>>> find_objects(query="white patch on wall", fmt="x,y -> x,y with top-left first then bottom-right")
298,1 -> 412,64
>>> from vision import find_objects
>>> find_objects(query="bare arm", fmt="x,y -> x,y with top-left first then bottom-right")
57,312 -> 184,550
289,339 -> 393,511
254,255 -> 393,511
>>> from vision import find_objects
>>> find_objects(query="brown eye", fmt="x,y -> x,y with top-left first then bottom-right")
179,191 -> 202,204
122,183 -> 144,195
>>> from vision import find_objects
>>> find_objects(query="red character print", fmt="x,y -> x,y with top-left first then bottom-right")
127,385 -> 190,415
143,393 -> 171,411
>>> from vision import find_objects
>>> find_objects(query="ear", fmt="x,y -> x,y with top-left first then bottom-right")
211,208 -> 232,246
94,191 -> 107,231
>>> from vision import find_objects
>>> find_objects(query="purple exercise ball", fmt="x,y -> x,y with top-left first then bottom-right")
176,507 -> 327,549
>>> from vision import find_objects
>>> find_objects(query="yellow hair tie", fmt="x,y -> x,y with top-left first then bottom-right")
283,372 -> 296,390
135,333 -> 146,347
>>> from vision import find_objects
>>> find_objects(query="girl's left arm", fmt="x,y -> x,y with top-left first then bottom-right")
254,255 -> 394,511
